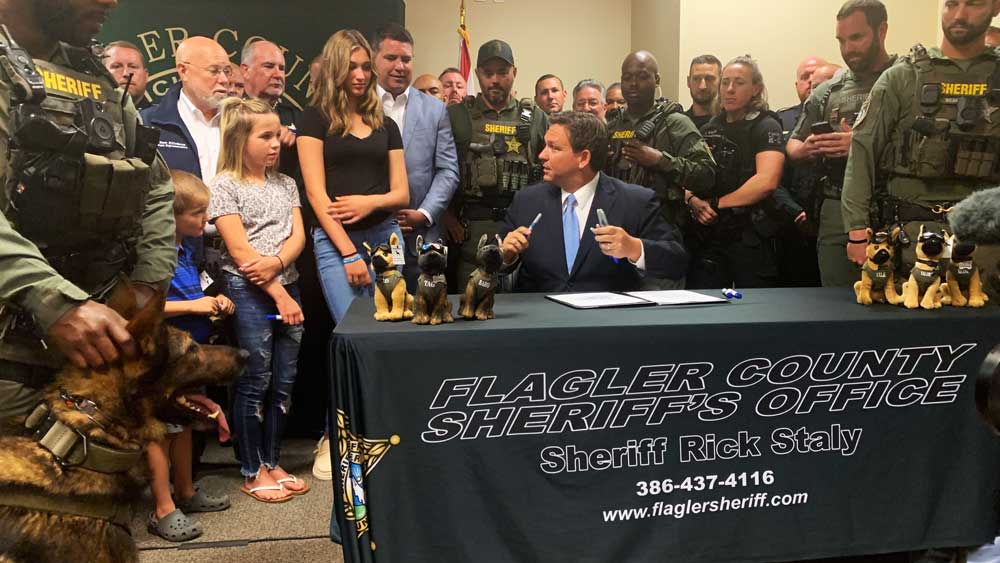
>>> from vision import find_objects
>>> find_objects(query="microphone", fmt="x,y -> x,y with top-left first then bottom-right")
951,188 -> 1000,433
948,187 -> 1000,244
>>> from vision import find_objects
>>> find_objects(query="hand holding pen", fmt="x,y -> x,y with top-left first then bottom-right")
501,213 -> 541,264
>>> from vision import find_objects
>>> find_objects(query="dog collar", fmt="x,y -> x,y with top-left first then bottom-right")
24,401 -> 143,474
916,258 -> 940,268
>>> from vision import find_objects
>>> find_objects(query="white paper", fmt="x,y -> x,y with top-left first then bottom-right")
622,290 -> 728,306
546,292 -> 654,309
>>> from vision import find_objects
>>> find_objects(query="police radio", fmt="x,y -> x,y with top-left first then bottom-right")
0,25 -> 46,105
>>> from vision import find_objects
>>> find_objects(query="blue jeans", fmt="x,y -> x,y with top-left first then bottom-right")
312,219 -> 405,323
224,273 -> 304,478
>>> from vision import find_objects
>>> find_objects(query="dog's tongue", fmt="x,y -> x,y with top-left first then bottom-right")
181,394 -> 231,442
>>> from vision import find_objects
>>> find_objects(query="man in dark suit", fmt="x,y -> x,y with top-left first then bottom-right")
500,112 -> 687,293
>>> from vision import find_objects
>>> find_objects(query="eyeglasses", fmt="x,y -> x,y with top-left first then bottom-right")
180,61 -> 232,78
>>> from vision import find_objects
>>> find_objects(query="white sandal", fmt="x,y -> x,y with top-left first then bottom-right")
240,483 -> 292,503
275,475 -> 310,496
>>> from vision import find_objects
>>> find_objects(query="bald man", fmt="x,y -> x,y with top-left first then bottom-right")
809,63 -> 842,91
988,25 -> 1000,47
413,74 -> 445,102
605,50 -> 716,289
140,36 -> 231,180
777,56 -> 829,134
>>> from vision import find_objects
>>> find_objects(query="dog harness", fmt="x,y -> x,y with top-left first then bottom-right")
862,262 -> 893,292
949,260 -> 976,290
375,270 -> 404,301
0,396 -> 141,530
912,260 -> 942,293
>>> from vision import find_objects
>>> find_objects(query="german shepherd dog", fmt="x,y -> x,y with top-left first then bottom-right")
0,288 -> 247,563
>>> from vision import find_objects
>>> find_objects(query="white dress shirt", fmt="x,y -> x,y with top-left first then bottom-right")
560,172 -> 645,270
377,84 -> 409,137
177,90 -> 221,182
377,84 -> 436,227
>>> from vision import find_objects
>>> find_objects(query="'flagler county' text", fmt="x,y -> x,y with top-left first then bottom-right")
420,344 -> 975,444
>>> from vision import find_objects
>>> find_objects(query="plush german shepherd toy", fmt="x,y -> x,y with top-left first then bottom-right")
364,233 -> 414,321
413,236 -> 453,325
941,234 -> 989,308
854,227 -> 904,306
460,234 -> 503,321
902,225 -> 946,310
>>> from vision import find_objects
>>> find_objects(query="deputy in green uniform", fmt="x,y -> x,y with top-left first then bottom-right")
0,0 -> 177,418
605,50 -> 716,289
446,40 -> 548,283
788,0 -> 897,288
842,0 -> 1000,299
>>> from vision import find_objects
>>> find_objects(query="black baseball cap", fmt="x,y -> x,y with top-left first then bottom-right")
477,40 -> 514,67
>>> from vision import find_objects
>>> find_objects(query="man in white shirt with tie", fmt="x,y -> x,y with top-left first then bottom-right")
500,112 -> 686,292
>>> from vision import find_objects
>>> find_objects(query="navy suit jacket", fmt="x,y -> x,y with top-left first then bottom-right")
139,82 -> 201,178
400,88 -> 459,243
500,174 -> 687,293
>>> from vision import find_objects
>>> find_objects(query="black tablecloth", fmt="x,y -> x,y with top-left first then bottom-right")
329,289 -> 1000,563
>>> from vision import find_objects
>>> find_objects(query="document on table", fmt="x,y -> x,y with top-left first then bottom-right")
545,292 -> 656,310
622,290 -> 729,306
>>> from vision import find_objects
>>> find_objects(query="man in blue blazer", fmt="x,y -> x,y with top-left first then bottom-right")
372,24 -> 459,288
500,112 -> 687,293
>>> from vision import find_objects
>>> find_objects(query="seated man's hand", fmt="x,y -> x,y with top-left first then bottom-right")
47,301 -> 136,369
502,226 -> 532,264
592,226 -> 642,262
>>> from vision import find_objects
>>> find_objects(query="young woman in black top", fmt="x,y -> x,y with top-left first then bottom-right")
297,29 -> 409,322
297,30 -> 409,499
685,55 -> 786,289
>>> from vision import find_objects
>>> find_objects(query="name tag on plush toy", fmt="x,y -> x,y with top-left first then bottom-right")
391,238 -> 406,265
199,271 -> 214,291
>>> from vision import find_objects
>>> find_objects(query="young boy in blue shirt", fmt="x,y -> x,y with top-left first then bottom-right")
146,170 -> 235,541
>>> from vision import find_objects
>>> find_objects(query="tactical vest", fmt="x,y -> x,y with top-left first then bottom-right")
816,68 -> 886,186
699,110 -> 783,237
451,95 -> 539,207
606,98 -> 684,196
0,31 -> 159,296
888,44 -> 1000,182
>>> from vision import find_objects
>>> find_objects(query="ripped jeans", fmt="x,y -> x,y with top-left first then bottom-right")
225,273 -> 304,478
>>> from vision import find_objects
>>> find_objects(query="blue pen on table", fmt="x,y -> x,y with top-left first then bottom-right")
722,288 -> 743,299
527,212 -> 542,232
595,208 -> 619,264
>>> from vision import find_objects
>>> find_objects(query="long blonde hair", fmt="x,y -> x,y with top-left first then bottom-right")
216,97 -> 280,181
310,29 -> 384,136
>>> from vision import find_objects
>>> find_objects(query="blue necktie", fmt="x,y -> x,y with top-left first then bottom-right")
563,194 -> 579,274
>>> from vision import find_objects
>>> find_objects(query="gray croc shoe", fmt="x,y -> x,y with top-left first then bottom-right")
175,486 -> 231,513
147,509 -> 202,542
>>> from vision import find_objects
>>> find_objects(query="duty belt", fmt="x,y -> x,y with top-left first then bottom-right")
893,201 -> 954,223
463,203 -> 508,222
819,176 -> 843,200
